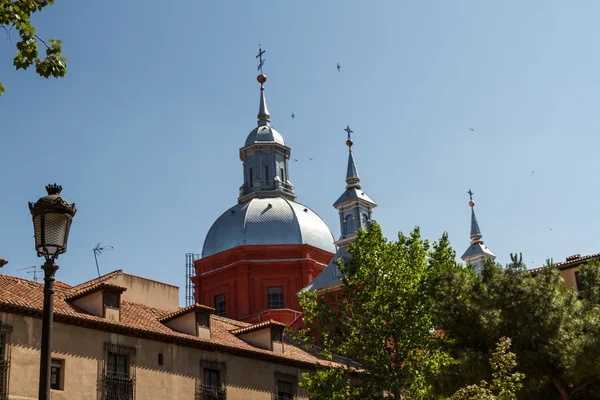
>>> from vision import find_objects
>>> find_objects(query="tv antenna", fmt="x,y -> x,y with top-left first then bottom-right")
93,243 -> 113,277
18,266 -> 39,282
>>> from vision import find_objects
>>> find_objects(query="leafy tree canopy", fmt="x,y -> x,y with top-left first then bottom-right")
0,0 -> 66,96
297,222 -> 452,399
429,256 -> 600,399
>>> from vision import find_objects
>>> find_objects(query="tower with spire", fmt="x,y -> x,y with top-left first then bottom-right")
238,74 -> 296,203
302,128 -> 376,292
461,190 -> 495,275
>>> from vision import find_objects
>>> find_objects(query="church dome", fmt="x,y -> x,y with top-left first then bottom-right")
245,125 -> 285,147
202,197 -> 335,258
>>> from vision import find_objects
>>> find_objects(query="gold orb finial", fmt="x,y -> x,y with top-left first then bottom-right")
469,200 -> 475,207
346,138 -> 353,148
257,74 -> 267,84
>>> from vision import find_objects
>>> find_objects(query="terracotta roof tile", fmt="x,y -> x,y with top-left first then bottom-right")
66,283 -> 127,301
159,303 -> 215,323
70,270 -> 123,292
529,253 -> 600,274
231,319 -> 286,335
0,273 -> 338,369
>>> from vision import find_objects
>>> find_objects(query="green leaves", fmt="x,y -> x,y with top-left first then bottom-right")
0,0 -> 65,96
296,223 -> 453,399
430,257 -> 600,399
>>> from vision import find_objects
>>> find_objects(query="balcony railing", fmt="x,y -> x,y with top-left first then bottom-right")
0,360 -> 9,400
102,373 -> 134,400
195,385 -> 226,400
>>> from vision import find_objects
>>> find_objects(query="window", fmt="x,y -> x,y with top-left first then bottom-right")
203,368 -> 220,388
575,271 -> 585,292
196,312 -> 209,328
214,294 -> 226,317
51,359 -> 64,390
279,167 -> 284,181
267,287 -> 284,309
197,360 -> 226,400
277,380 -> 293,399
158,353 -> 163,366
0,323 -> 13,399
265,165 -> 270,183
103,343 -> 135,400
361,213 -> 369,228
249,168 -> 253,186
275,373 -> 297,400
103,291 -> 120,308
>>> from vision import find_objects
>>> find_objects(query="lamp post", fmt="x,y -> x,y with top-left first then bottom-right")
29,184 -> 76,400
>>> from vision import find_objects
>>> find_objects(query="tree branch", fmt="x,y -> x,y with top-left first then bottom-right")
571,374 -> 600,396
34,34 -> 49,48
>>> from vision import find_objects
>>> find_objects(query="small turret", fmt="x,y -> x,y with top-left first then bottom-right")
461,190 -> 495,275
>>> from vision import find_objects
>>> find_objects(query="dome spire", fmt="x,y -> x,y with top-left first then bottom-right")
344,125 -> 360,189
256,46 -> 270,127
468,189 -> 482,243
461,189 -> 495,275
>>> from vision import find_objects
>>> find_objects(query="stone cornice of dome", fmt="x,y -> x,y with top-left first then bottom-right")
193,244 -> 334,276
238,190 -> 296,204
239,141 -> 290,157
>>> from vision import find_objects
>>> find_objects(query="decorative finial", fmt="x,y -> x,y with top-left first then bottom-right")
257,74 -> 267,84
46,183 -> 63,195
468,189 -> 475,207
256,45 -> 266,75
344,125 -> 354,148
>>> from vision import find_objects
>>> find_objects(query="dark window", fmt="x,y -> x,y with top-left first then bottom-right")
249,168 -> 253,186
51,359 -> 64,390
277,380 -> 294,399
265,165 -> 270,182
267,287 -> 284,309
575,271 -> 585,291
203,368 -> 220,388
197,312 -> 209,328
158,353 -> 163,366
280,167 -> 284,181
103,291 -> 120,308
214,294 -> 226,317
103,343 -> 135,400
0,323 -> 13,399
198,360 -> 226,400
107,353 -> 128,377
272,326 -> 283,343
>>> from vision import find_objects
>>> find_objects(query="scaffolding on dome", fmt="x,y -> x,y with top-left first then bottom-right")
185,253 -> 201,307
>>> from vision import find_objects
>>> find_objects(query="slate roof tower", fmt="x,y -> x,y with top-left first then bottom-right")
461,190 -> 495,275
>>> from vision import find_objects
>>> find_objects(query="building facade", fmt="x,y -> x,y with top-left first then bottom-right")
0,270 -> 338,400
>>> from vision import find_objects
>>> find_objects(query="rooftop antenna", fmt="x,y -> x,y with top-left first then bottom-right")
18,266 -> 39,282
93,242 -> 113,277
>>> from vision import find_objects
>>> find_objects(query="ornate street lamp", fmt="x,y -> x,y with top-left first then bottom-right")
29,184 -> 76,400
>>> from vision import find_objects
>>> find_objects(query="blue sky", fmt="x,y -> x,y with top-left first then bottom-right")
1,1 -> 599,301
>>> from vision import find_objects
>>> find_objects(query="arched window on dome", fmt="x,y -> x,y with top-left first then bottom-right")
264,165 -> 270,185
249,168 -> 253,187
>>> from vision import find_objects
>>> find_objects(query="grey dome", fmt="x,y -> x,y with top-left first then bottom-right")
245,125 -> 285,147
202,197 -> 335,258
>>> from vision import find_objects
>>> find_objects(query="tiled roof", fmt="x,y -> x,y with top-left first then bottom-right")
66,282 -> 127,301
0,273 -> 337,369
231,319 -> 286,335
70,269 -> 124,292
159,303 -> 215,323
528,253 -> 600,274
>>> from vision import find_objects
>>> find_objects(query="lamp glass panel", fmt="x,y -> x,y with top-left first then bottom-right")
41,213 -> 68,256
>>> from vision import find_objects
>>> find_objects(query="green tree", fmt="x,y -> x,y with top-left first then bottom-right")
429,258 -> 600,399
448,337 -> 524,400
297,223 -> 451,399
0,0 -> 66,95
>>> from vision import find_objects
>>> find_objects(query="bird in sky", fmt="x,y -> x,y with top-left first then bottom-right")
293,159 -> 299,162
309,158 -> 314,161
532,170 -> 535,175
337,63 -> 341,72
291,113 -> 295,119
469,128 -> 475,132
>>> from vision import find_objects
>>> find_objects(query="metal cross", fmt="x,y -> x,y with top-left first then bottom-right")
256,45 -> 266,74
344,125 -> 353,139
468,189 -> 474,201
